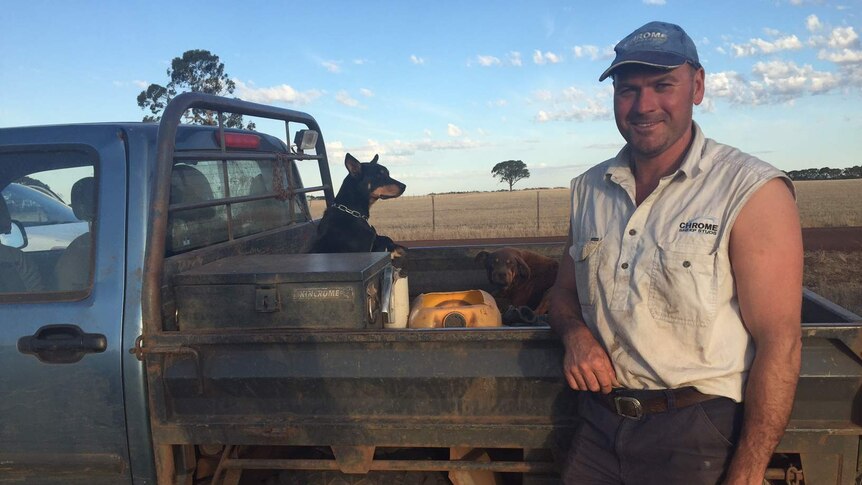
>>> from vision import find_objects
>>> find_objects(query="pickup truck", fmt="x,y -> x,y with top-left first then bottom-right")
1,93 -> 860,485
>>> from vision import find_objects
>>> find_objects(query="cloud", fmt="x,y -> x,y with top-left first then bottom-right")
233,80 -> 323,105
359,88 -> 374,98
545,52 -> 562,63
476,55 -> 502,67
642,0 -> 665,4
536,104 -> 611,122
532,84 -> 615,122
488,99 -> 508,108
390,138 -> 484,156
410,55 -> 425,65
330,138 -> 486,166
508,51 -> 523,66
533,50 -> 562,64
335,90 -> 359,107
705,60 -> 842,106
828,26 -> 859,49
321,60 -> 341,73
115,80 -> 151,89
562,86 -> 586,101
730,35 -> 803,57
531,90 -> 553,102
447,123 -> 463,137
572,44 -> 614,61
806,14 -> 822,32
842,63 -> 862,87
818,48 -> 862,64
353,58 -> 368,65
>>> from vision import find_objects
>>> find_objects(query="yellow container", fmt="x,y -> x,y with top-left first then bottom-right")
407,290 -> 502,329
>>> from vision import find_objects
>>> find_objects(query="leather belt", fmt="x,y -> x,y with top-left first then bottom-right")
598,387 -> 719,420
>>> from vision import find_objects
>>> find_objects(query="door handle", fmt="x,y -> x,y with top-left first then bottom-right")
18,324 -> 107,364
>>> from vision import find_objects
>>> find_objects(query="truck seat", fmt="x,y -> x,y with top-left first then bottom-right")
54,177 -> 95,291
167,164 -> 228,253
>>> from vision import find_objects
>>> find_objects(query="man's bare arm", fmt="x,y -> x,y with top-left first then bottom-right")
548,226 -> 619,394
724,178 -> 803,484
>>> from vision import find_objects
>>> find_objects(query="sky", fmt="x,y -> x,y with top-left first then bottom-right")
2,0 -> 861,196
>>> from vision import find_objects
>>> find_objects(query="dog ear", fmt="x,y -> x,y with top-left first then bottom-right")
370,154 -> 379,165
516,255 -> 532,281
474,251 -> 489,266
345,153 -> 362,178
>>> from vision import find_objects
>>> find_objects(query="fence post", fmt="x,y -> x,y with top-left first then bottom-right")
536,190 -> 540,235
431,194 -> 436,237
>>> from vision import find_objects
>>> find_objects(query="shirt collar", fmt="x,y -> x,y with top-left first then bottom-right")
605,121 -> 708,184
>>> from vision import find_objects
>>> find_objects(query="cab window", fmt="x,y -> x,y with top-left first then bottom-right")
1,150 -> 97,301
167,157 -> 307,254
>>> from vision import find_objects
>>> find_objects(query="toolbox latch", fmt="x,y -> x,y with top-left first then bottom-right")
255,286 -> 280,312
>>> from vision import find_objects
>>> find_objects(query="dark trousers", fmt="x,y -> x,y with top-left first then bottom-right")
563,390 -> 744,485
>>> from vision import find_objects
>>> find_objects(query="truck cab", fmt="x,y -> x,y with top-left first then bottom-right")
0,97 -> 324,484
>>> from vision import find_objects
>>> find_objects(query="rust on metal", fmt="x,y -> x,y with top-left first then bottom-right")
214,457 -> 557,474
332,445 -> 375,474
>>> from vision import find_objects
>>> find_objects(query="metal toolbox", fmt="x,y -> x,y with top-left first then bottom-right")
173,252 -> 391,330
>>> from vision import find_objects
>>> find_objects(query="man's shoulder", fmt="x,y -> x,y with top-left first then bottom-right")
702,137 -> 784,178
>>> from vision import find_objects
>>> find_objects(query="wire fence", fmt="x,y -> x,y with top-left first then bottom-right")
310,189 -> 571,240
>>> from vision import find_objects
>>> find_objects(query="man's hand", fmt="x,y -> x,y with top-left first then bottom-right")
560,324 -> 620,394
549,226 -> 620,394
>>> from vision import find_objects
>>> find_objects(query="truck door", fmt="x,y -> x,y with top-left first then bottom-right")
0,129 -> 131,484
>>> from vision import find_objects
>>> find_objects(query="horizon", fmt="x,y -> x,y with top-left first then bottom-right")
2,1 -> 861,196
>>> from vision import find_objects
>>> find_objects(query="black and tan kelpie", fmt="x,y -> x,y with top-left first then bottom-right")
310,153 -> 407,258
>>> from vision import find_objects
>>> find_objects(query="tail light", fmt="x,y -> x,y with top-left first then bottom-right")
215,132 -> 261,149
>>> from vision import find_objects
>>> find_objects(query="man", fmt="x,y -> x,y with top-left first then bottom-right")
548,21 -> 802,484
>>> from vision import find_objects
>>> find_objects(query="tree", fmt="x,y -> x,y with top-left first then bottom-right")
491,160 -> 530,191
137,49 -> 254,129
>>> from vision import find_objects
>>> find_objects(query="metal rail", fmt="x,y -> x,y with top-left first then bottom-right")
143,92 -> 333,340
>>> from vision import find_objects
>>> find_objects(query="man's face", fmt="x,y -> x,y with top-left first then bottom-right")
613,64 -> 705,161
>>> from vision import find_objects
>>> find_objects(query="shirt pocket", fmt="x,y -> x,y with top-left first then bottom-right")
571,239 -> 602,307
648,246 -> 717,326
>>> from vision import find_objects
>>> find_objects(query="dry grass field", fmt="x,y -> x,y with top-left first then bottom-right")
804,250 -> 862,317
309,178 -> 862,239
794,179 -> 862,228
309,178 -> 862,316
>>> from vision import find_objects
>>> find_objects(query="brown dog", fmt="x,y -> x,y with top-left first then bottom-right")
474,247 -> 559,315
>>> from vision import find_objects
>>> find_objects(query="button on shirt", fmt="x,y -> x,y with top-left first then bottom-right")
568,122 -> 793,402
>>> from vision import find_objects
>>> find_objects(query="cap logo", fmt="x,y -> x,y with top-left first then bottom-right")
627,31 -> 668,48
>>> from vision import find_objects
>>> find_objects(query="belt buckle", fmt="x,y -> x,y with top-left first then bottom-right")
614,396 -> 644,419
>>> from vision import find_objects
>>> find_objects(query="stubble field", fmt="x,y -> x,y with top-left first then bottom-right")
309,178 -> 862,316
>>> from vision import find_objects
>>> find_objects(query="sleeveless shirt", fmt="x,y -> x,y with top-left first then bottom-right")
568,122 -> 793,402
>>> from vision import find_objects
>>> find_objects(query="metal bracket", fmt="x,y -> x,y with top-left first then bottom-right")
129,335 -> 205,395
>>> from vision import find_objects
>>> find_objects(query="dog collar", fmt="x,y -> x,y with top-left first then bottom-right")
332,203 -> 368,220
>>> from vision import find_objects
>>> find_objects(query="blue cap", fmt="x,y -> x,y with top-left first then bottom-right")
599,21 -> 700,82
